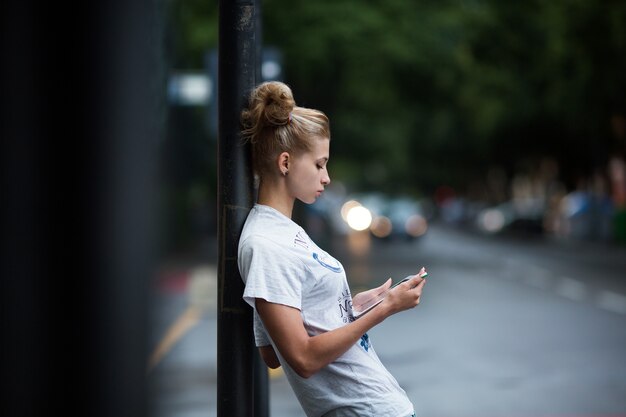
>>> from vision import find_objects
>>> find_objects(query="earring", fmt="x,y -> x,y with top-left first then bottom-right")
283,170 -> 289,176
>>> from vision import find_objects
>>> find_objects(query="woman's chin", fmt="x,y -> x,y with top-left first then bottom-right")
299,196 -> 317,205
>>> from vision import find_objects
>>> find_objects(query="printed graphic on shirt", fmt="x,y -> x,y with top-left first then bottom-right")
337,289 -> 353,323
360,333 -> 370,352
312,252 -> 343,273
293,231 -> 309,249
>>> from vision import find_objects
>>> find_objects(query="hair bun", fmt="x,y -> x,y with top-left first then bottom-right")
259,82 -> 295,126
242,82 -> 295,142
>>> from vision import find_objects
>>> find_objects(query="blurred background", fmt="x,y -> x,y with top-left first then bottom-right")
160,0 -> 625,252
149,1 -> 626,416
2,1 -> 625,417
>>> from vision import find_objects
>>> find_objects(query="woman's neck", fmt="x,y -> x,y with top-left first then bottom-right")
257,180 -> 294,219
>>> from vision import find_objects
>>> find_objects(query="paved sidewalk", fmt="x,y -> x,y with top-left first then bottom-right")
148,261 -> 300,417
148,261 -> 219,417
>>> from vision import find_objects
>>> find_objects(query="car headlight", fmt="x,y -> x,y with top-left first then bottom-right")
341,200 -> 361,222
405,214 -> 428,237
371,216 -> 393,238
345,205 -> 372,231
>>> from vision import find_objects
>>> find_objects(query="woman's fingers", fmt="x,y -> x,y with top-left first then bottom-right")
383,278 -> 392,290
404,274 -> 426,307
412,278 -> 425,303
407,268 -> 427,288
381,268 -> 428,313
404,275 -> 425,290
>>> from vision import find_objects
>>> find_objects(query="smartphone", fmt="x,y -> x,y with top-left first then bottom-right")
390,277 -> 410,289
391,272 -> 428,289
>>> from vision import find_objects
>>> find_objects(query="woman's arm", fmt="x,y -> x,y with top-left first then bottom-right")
255,274 -> 426,379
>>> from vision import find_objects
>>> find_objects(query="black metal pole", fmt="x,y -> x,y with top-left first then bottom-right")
252,0 -> 270,415
217,0 -> 258,416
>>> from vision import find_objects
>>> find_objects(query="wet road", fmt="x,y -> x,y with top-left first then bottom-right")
149,224 -> 626,417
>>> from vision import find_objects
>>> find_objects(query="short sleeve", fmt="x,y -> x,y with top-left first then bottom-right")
238,235 -> 304,311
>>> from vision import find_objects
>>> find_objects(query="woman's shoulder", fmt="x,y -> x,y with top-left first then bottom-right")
241,205 -> 300,241
240,227 -> 299,255
239,232 -> 277,250
239,220 -> 310,266
240,224 -> 290,252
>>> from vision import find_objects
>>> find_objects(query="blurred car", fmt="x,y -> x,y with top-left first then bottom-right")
341,193 -> 428,241
475,199 -> 544,235
385,197 -> 429,240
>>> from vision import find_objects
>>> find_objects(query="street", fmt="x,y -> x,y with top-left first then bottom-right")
149,224 -> 626,417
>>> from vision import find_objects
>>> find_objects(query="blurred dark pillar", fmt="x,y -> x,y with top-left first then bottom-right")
217,0 -> 260,416
1,0 -> 163,416
82,1 -> 163,416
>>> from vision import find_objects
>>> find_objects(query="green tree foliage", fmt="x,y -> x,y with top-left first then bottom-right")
167,0 -> 626,195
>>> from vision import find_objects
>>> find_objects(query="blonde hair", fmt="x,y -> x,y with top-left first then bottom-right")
241,81 -> 330,177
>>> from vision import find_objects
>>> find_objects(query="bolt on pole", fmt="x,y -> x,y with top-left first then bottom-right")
217,0 -> 260,416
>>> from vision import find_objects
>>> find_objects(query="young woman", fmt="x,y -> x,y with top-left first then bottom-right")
238,81 -> 427,417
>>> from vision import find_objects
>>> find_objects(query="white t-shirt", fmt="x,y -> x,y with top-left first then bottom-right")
238,204 -> 414,417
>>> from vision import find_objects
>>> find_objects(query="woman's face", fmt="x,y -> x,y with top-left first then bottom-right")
287,138 -> 331,204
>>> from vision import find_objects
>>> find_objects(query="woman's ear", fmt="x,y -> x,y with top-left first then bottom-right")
277,152 -> 290,176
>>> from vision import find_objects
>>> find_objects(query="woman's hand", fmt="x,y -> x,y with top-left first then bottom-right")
380,268 -> 427,315
351,278 -> 392,312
